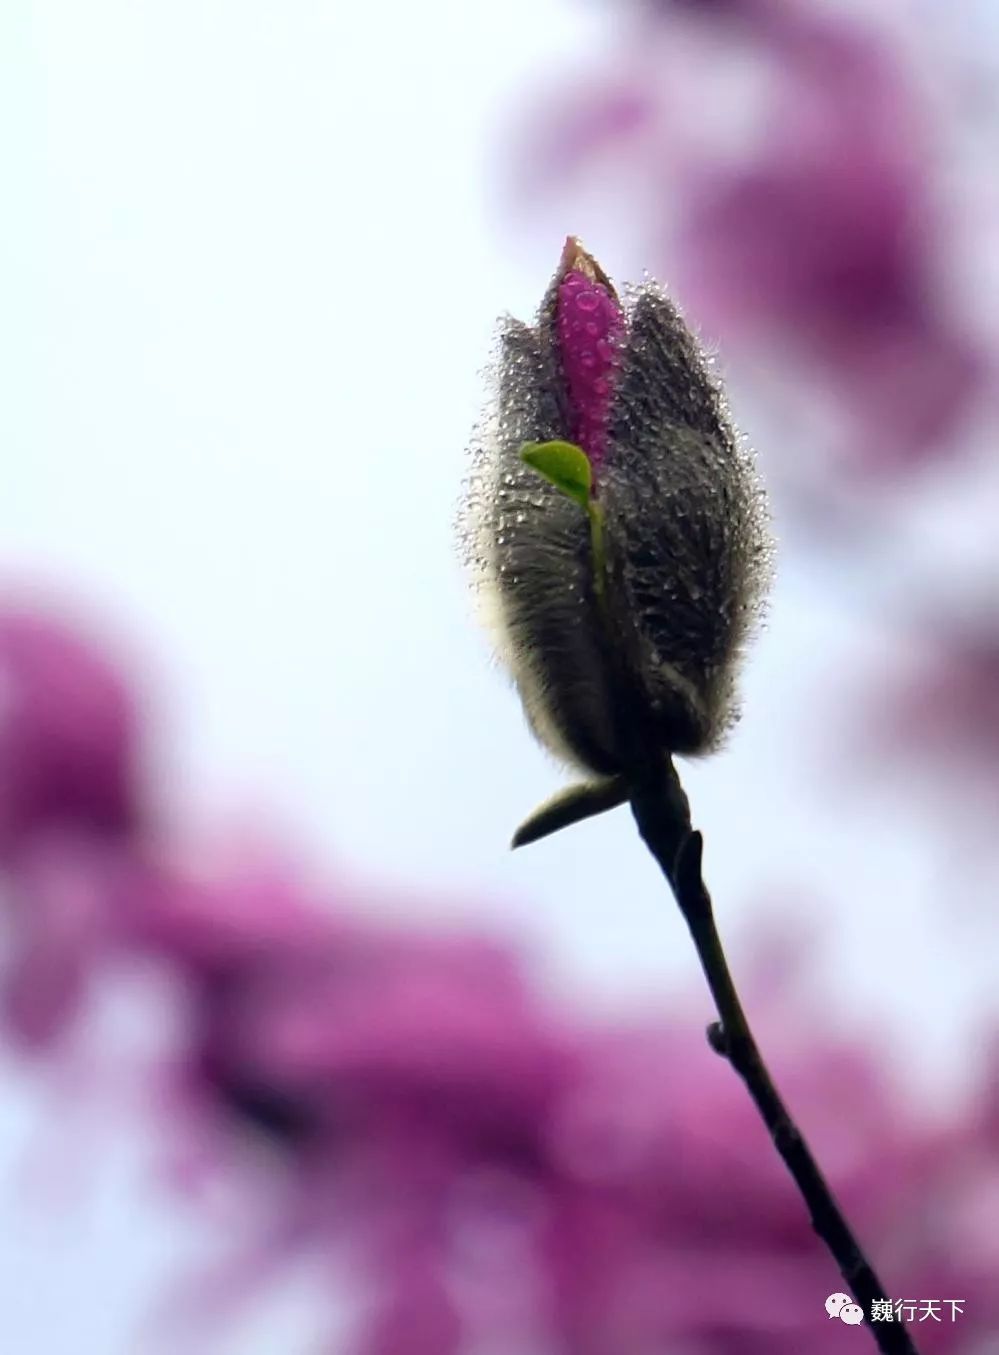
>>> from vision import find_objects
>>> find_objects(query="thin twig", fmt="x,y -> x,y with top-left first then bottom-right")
627,754 -> 920,1355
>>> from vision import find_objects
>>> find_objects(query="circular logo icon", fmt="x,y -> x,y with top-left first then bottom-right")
825,1293 -> 866,1325
825,1293 -> 852,1319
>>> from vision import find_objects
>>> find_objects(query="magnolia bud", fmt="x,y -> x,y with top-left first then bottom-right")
462,239 -> 771,798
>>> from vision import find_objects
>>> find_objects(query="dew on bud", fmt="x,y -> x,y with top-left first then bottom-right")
458,237 -> 773,784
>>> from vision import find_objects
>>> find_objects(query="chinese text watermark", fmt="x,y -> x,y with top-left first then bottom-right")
826,1293 -> 965,1326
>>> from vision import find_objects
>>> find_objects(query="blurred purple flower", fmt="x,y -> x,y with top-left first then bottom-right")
674,12 -> 983,474
0,603 -> 143,1048
536,1027 -> 968,1354
872,626 -> 999,774
0,832 -> 131,1049
167,880 -> 999,1354
4,600 -> 999,1353
512,3 -> 988,475
0,605 -> 139,861
185,907 -> 566,1152
841,620 -> 999,847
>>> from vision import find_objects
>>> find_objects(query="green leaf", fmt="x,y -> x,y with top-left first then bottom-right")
520,441 -> 592,511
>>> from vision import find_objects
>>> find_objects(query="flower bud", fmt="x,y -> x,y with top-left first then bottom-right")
462,239 -> 771,783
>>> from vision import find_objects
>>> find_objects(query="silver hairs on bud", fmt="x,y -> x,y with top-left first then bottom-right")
460,267 -> 773,781
599,285 -> 772,756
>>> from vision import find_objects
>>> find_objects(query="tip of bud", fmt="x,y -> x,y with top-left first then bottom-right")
558,235 -> 618,299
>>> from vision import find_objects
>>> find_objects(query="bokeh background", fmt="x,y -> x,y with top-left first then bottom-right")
3,1 -> 999,1351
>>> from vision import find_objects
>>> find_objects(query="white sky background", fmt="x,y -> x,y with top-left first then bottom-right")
3,2 -> 999,1351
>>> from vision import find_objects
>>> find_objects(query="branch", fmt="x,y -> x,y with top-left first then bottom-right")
627,755 -> 920,1355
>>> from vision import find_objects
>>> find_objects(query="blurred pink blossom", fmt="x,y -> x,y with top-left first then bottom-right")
171,929 -> 999,1353
512,2 -> 990,476
841,619 -> 999,854
0,606 -> 140,862
868,625 -> 999,776
3,600 -> 999,1352
0,832 -> 132,1049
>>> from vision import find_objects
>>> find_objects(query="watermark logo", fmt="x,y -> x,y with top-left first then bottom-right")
826,1293 -> 865,1325
825,1294 -> 966,1326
